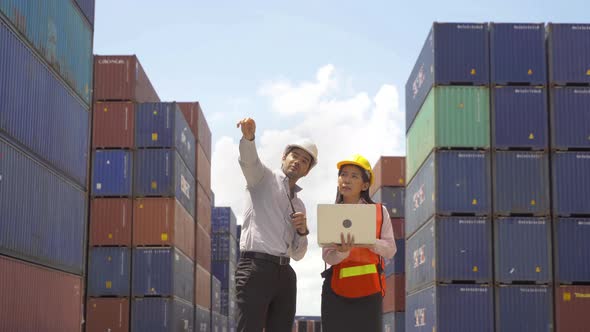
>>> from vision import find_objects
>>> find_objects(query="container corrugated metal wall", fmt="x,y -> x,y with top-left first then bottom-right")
73,0 -> 94,26
490,23 -> 547,85
196,222 -> 212,272
0,256 -> 83,332
133,198 -> 195,261
195,264 -> 211,310
92,102 -> 135,149
92,150 -> 133,197
555,286 -> 590,331
550,87 -> 590,150
495,285 -> 553,332
548,23 -> 590,85
552,152 -> 590,216
86,298 -> 129,332
135,103 -> 196,176
1,138 -> 87,274
494,217 -> 552,283
0,20 -> 90,187
131,297 -> 194,332
370,156 -> 406,196
382,312 -> 404,332
405,150 -> 492,238
195,305 -> 211,332
383,274 -> 405,312
384,238 -> 405,276
196,106 -> 212,162
197,142 -> 212,198
493,151 -> 550,215
221,288 -> 237,318
492,87 -> 548,150
405,284 -> 494,332
212,276 -> 221,314
89,198 -> 132,247
212,234 -> 238,263
554,218 -> 590,283
212,207 -> 238,235
406,86 -> 490,182
93,55 -> 160,102
212,261 -> 236,290
134,149 -> 196,218
197,183 -> 212,233
405,23 -> 489,132
0,0 -> 93,106
87,247 -> 131,297
132,247 -> 194,303
212,312 -> 221,332
406,217 -> 492,293
371,186 -> 405,218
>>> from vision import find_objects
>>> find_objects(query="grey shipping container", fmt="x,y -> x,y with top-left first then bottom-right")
405,22 -> 489,131
371,186 -> 405,218
195,304 -> 211,332
406,216 -> 492,294
0,19 -> 90,188
554,218 -> 590,283
87,247 -> 131,297
131,297 -> 194,332
405,150 -> 491,239
494,217 -> 552,283
0,138 -> 87,275
492,151 -> 550,216
495,285 -> 553,332
405,284 -> 493,332
382,312 -> 404,332
552,152 -> 590,216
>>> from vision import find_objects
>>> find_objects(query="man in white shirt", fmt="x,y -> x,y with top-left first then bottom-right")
235,117 -> 318,331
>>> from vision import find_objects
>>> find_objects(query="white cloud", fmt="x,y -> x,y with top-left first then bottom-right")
211,64 -> 404,316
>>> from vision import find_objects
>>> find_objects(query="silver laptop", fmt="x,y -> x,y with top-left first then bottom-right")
317,204 -> 377,247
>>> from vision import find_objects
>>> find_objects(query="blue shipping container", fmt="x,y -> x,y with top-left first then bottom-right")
87,247 -> 131,297
405,150 -> 491,238
382,312 -> 404,332
132,247 -> 194,304
73,0 -> 94,26
212,276 -> 221,314
406,217 -> 492,293
212,261 -> 236,291
212,234 -> 238,263
552,152 -> 590,216
492,87 -> 548,150
131,297 -> 194,332
0,20 -> 90,188
0,0 -> 93,105
92,150 -> 133,197
548,23 -> 590,85
490,23 -> 546,85
384,238 -> 405,276
195,305 -> 210,332
212,207 -> 238,235
0,138 -> 87,275
493,151 -> 550,216
550,87 -> 590,150
134,149 -> 195,218
371,186 -> 405,218
135,103 -> 196,177
405,284 -> 493,332
555,218 -> 590,283
494,217 -> 552,283
495,285 -> 553,332
405,22 -> 489,131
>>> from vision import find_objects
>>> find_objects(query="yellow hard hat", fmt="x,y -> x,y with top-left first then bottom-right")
336,154 -> 374,186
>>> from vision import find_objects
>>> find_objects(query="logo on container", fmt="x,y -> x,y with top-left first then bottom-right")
458,153 -> 485,158
414,308 -> 426,327
514,25 -> 540,30
515,89 -> 542,94
412,65 -> 426,99
412,184 -> 426,210
457,24 -> 484,29
572,26 -> 590,30
573,89 -> 590,94
413,245 -> 426,268
181,175 -> 191,199
98,59 -> 125,65
517,219 -> 546,225
516,153 -> 542,159
459,219 -> 486,224
520,287 -> 547,293
460,287 -> 488,292
576,154 -> 590,159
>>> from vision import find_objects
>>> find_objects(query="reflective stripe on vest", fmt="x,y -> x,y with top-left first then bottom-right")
339,263 -> 377,279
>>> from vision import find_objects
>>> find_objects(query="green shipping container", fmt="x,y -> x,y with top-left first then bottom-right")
406,86 -> 490,183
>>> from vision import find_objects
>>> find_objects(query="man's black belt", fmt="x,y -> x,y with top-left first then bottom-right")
241,251 -> 290,265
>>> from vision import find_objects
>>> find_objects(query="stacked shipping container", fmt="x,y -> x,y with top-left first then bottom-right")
0,1 -> 94,330
369,157 -> 407,331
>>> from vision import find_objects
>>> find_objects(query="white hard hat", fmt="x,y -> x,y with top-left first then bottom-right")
284,139 -> 318,168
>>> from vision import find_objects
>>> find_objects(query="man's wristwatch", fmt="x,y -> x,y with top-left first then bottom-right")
297,228 -> 310,236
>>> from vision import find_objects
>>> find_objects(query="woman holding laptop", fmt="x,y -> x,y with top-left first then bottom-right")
321,154 -> 397,331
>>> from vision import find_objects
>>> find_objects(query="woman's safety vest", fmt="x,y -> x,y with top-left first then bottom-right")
330,203 -> 385,298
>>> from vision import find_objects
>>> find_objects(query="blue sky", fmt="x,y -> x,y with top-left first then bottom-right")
94,0 -> 588,316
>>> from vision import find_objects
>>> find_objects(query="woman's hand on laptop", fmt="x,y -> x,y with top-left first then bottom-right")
335,233 -> 355,253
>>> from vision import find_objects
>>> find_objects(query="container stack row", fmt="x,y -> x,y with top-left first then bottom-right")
292,316 -> 322,332
404,22 -> 590,332
0,1 -> 94,330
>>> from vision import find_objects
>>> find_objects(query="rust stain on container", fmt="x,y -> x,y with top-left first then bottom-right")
86,297 -> 129,332
90,198 -> 132,246
92,102 -> 135,148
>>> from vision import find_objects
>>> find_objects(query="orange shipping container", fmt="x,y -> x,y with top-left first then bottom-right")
196,222 -> 211,272
93,55 -> 160,102
92,102 -> 135,149
133,198 -> 195,261
370,156 -> 406,197
86,298 -> 130,332
195,263 -> 212,309
90,198 -> 132,246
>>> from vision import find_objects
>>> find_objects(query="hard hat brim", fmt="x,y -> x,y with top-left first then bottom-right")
336,160 -> 374,186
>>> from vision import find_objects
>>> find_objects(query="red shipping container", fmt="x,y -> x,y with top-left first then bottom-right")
391,218 -> 405,240
90,198 -> 132,246
197,142 -> 212,198
383,274 -> 405,313
92,102 -> 135,148
556,285 -> 590,331
370,156 -> 406,197
195,263 -> 212,309
307,320 -> 315,332
0,256 -> 83,332
86,298 -> 130,332
197,183 -> 212,233
133,198 -> 195,261
196,222 -> 211,272
93,55 -> 160,102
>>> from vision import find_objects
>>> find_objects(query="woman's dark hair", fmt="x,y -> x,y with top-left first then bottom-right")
335,164 -> 376,204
